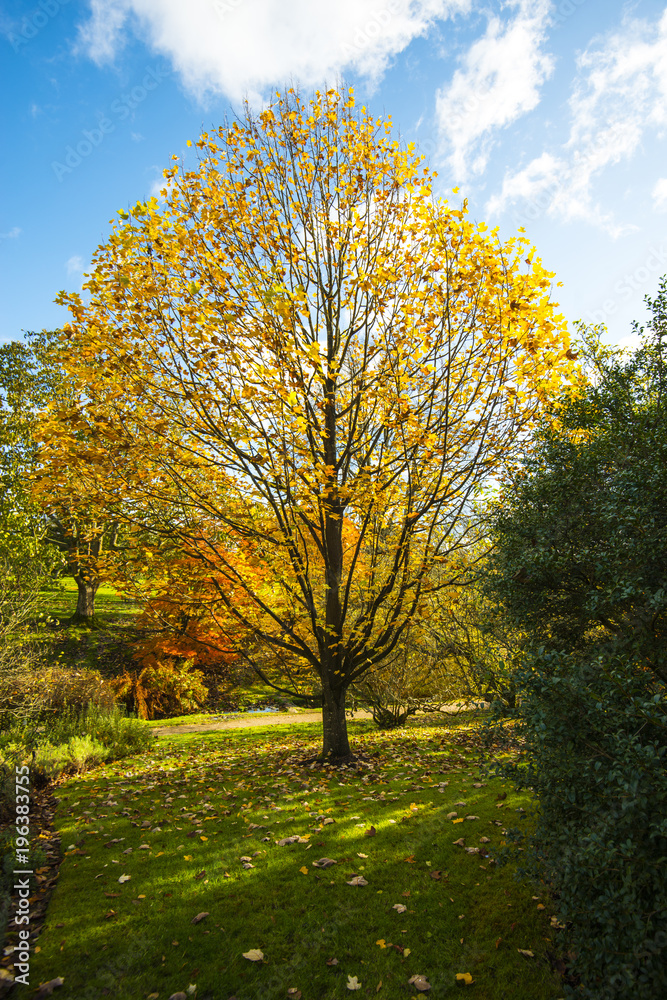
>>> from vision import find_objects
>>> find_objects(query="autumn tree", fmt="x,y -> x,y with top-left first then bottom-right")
23,331 -> 127,626
46,88 -> 577,759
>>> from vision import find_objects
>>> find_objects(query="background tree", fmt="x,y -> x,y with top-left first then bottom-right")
47,88 -> 577,759
483,298 -> 667,999
0,336 -> 61,571
26,331 -> 130,625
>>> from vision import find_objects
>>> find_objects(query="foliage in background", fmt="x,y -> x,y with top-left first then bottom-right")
112,658 -> 209,720
484,296 -> 667,1000
0,665 -> 115,731
43,88 -> 578,758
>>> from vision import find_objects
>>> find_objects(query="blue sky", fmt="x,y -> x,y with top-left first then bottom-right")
3,0 -> 667,348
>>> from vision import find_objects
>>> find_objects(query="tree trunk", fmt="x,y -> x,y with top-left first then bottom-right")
70,576 -> 100,626
321,687 -> 351,759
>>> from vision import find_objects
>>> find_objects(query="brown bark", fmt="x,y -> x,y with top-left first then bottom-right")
321,685 -> 351,758
70,575 -> 100,625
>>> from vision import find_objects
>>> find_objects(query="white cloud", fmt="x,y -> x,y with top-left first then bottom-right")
77,0 -> 471,104
488,8 -> 667,233
653,177 -> 667,211
0,226 -> 21,240
435,0 -> 554,180
149,173 -> 173,201
66,255 -> 85,276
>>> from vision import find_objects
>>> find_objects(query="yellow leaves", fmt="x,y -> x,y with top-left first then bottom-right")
376,939 -> 387,949
299,866 -> 309,875
455,973 -> 474,985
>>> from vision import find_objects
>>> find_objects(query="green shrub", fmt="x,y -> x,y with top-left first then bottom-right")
34,741 -> 71,779
65,735 -> 109,771
489,650 -> 667,999
48,703 -> 155,759
484,303 -> 667,999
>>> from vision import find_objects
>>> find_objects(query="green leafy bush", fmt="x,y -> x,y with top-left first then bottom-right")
46,702 -> 154,759
484,300 -> 667,999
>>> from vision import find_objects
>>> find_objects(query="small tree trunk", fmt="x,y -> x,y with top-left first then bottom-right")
70,576 -> 100,626
321,688 -> 351,759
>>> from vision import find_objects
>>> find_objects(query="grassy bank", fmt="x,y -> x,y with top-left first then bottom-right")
17,716 -> 563,1000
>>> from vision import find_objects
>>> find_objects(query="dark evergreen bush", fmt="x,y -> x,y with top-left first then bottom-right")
484,287 -> 667,998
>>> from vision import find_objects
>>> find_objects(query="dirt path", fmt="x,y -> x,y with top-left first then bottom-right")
153,701 -> 487,737
153,709 -> 373,737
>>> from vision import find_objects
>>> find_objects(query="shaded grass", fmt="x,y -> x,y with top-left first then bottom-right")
19,717 -> 562,1000
42,581 -> 139,628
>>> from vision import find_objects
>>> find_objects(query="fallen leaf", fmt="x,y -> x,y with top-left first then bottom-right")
365,826 -> 376,837
376,939 -> 387,949
479,837 -> 491,844
191,912 -> 209,924
455,972 -> 474,985
323,818 -> 335,825
376,981 -> 382,993
167,994 -> 186,1000
312,858 -> 337,868
452,818 -> 465,824
392,904 -> 407,913
453,838 -> 466,847
103,893 -> 120,898
446,812 -> 458,820
357,853 -> 368,859
401,890 -> 411,898
286,990 -> 302,999
429,871 -> 442,880
495,937 -> 502,948
536,903 -> 545,910
34,978 -> 65,999
346,876 -> 368,886
408,973 -> 431,991
346,975 -> 362,990
326,958 -> 339,966
118,874 -> 131,883
517,949 -> 535,958
299,866 -> 309,875
403,948 -> 411,958
242,949 -> 264,962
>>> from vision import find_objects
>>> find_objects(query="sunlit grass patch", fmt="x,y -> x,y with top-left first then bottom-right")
21,718 -> 562,1000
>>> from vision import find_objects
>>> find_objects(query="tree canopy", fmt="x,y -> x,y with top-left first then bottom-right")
40,88 -> 577,758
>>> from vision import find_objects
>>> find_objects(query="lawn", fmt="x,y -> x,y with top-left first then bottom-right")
20,715 -> 564,1000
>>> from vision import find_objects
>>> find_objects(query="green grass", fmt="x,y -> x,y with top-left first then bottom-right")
41,580 -> 139,626
145,707 -> 315,728
18,716 -> 563,1000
